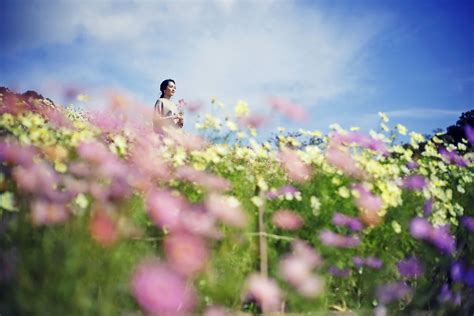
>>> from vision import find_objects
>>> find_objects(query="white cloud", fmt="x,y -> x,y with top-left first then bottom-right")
385,108 -> 461,119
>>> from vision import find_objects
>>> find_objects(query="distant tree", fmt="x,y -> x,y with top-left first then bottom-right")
444,109 -> 474,145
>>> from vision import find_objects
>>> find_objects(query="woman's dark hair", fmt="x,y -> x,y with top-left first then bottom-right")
159,79 -> 176,98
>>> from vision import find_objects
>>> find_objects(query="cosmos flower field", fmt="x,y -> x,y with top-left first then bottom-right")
0,88 -> 473,315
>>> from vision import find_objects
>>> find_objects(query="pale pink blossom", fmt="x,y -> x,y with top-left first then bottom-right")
203,306 -> 231,316
180,207 -> 222,239
278,148 -> 312,182
164,232 -> 209,277
77,141 -> 113,165
0,141 -> 36,166
166,130 -> 207,151
204,194 -> 248,228
326,146 -> 364,178
239,114 -> 267,129
267,97 -> 308,122
319,230 -> 360,248
243,273 -> 282,312
146,190 -> 189,230
296,275 -> 325,298
13,162 -> 59,198
279,255 -> 313,286
175,166 -> 231,192
30,199 -> 69,225
291,240 -> 323,268
131,259 -> 196,315
352,184 -> 383,226
272,209 -> 304,230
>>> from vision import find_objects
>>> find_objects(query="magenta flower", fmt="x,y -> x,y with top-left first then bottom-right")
409,218 -> 456,254
439,147 -> 467,167
406,160 -> 419,170
397,257 -> 424,278
423,198 -> 433,216
464,124 -> 474,145
403,175 -> 427,190
131,259 -> 196,315
204,193 -> 248,228
180,208 -> 222,239
409,217 -> 432,239
365,256 -> 383,269
352,256 -> 365,268
460,215 -> 474,232
267,97 -> 308,122
450,262 -> 465,282
328,266 -> 350,277
272,210 -> 304,230
278,148 -> 312,182
319,230 -> 360,248
243,273 -> 282,313
332,212 -> 363,231
376,282 -> 411,305
164,232 -> 209,277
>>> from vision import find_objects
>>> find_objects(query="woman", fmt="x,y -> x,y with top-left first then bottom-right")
153,79 -> 184,133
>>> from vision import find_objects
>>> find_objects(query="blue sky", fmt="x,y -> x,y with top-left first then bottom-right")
0,0 -> 472,138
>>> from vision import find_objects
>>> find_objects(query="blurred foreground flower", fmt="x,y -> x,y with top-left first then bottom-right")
397,257 -> 424,278
409,218 -> 455,254
243,273 -> 282,312
278,148 -> 312,182
319,230 -> 360,248
376,281 -> 411,305
267,97 -> 308,122
131,259 -> 196,315
352,184 -> 383,226
164,232 -> 209,277
204,194 -> 248,228
332,212 -> 363,231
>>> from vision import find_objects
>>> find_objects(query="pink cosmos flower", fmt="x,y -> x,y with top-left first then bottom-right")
272,210 -> 304,230
319,230 -> 360,248
131,259 -> 196,315
89,210 -> 118,247
164,232 -> 209,277
13,162 -> 60,198
267,97 -> 308,122
175,166 -> 231,192
0,141 -> 36,166
146,189 -> 189,230
77,141 -> 113,165
291,240 -> 323,268
203,306 -> 231,316
278,148 -> 312,182
326,146 -> 364,178
279,255 -> 313,286
296,275 -> 325,298
30,199 -> 69,225
166,130 -> 207,151
267,185 -> 299,200
243,273 -> 282,313
352,184 -> 383,226
239,114 -> 267,129
330,131 -> 388,155
179,207 -> 222,239
204,193 -> 248,228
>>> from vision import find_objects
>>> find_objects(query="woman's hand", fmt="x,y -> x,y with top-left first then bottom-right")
174,115 -> 184,128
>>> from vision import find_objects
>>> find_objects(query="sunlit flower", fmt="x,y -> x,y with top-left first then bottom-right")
164,232 -> 209,277
272,210 -> 304,230
204,194 -> 248,228
243,273 -> 282,312
131,259 -> 196,315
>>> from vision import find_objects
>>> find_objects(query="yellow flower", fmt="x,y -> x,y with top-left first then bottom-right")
77,94 -> 90,102
226,120 -> 238,131
378,112 -> 389,123
310,196 -> 321,215
235,100 -> 250,117
395,124 -> 407,135
391,220 -> 402,234
338,187 -> 350,199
